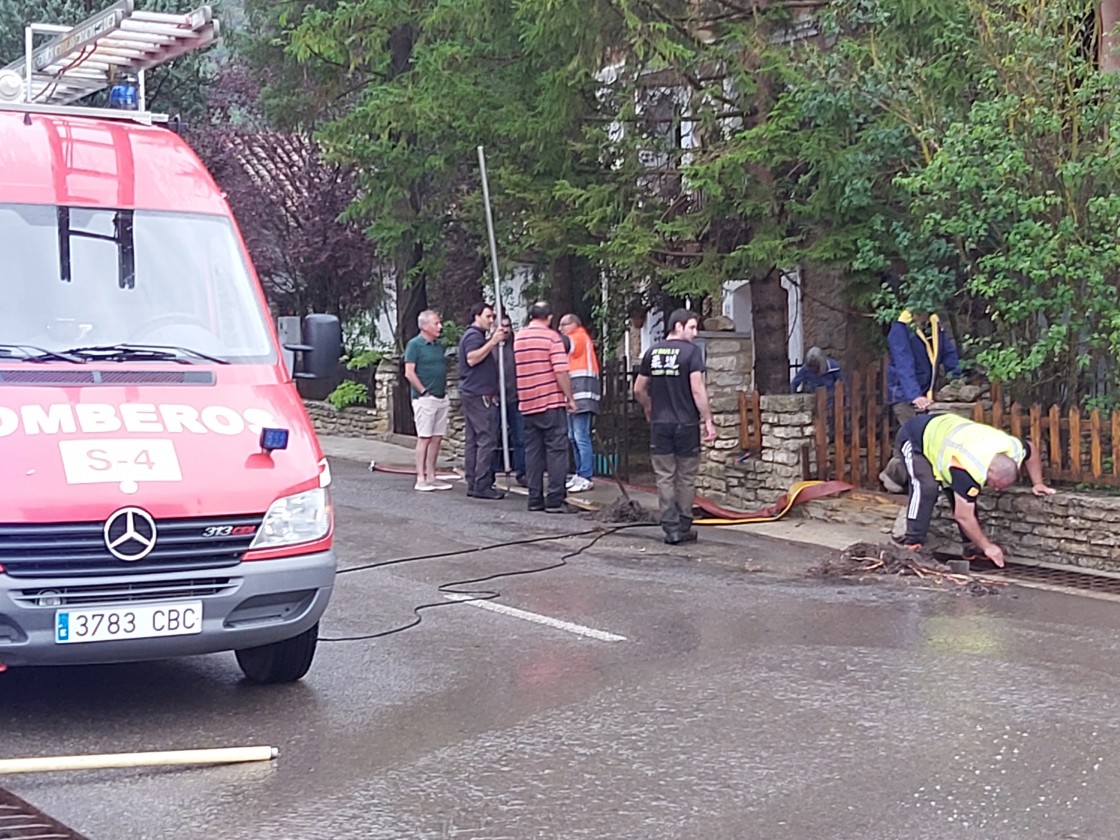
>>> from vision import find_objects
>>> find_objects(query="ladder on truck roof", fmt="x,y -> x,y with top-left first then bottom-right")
0,0 -> 219,110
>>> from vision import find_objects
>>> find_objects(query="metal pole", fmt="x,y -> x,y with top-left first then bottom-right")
478,146 -> 511,475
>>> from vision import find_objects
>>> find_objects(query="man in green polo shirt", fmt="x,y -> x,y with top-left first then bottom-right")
404,310 -> 452,492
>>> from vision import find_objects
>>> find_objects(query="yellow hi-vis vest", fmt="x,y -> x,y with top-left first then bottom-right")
922,414 -> 1025,487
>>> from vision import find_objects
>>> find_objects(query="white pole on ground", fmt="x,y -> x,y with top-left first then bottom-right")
0,745 -> 278,775
478,145 -> 511,475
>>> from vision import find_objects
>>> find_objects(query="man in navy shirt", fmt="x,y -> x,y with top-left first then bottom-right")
458,302 -> 508,499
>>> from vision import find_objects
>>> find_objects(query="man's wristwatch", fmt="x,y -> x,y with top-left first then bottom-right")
419,388 -> 428,397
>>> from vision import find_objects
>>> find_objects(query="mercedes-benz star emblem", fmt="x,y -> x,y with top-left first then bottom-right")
103,507 -> 158,562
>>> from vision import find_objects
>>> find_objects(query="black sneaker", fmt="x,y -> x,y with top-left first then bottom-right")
664,531 -> 682,545
545,503 -> 579,514
678,529 -> 698,543
473,487 -> 506,500
527,502 -> 545,512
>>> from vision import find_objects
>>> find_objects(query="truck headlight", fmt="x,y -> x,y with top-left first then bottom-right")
250,487 -> 331,550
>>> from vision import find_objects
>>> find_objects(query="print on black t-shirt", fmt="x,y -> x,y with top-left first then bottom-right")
639,339 -> 706,426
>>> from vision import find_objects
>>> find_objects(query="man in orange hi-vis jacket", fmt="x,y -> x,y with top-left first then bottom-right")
559,314 -> 601,493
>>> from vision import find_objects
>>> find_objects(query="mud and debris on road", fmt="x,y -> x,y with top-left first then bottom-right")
591,494 -> 658,524
808,541 -> 1007,597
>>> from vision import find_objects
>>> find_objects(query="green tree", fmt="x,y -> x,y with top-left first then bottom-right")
238,0 -> 624,345
531,0 -> 979,383
898,0 -> 1120,405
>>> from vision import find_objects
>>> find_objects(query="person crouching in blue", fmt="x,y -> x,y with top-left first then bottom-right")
791,346 -> 842,396
792,346 -> 842,439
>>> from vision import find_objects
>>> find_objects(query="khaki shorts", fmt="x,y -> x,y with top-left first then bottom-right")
413,395 -> 450,438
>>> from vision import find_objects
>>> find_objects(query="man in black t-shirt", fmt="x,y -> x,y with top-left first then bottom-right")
633,309 -> 717,544
458,302 -> 509,500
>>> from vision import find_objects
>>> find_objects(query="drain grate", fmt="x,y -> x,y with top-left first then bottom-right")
984,564 -> 1120,598
0,788 -> 87,839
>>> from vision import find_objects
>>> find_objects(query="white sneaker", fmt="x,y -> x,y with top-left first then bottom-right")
568,476 -> 593,493
430,481 -> 453,491
414,481 -> 435,492
565,474 -> 578,490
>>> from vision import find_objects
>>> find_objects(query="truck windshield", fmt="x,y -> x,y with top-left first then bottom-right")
0,203 -> 275,363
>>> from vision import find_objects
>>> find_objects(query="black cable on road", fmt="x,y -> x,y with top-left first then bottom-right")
320,523 -> 649,643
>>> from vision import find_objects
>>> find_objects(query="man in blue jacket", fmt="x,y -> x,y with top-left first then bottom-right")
880,309 -> 963,492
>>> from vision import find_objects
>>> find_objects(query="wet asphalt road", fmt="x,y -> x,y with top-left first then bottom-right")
6,458 -> 1120,839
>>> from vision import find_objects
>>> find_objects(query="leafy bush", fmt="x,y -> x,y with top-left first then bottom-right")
346,349 -> 386,370
440,321 -> 464,347
326,380 -> 370,410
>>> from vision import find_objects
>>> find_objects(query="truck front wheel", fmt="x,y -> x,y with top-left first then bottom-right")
235,623 -> 319,684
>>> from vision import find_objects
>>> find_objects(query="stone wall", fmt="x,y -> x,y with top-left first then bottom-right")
304,401 -> 387,437
696,332 -> 754,499
923,489 -> 1120,571
702,394 -> 816,508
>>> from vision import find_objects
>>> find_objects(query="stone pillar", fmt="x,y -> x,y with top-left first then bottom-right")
695,331 -> 753,498
375,356 -> 399,433
444,348 -> 465,465
716,393 -> 815,509
758,394 -> 816,486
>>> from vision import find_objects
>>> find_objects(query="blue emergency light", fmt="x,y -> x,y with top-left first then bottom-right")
108,76 -> 139,110
259,427 -> 290,452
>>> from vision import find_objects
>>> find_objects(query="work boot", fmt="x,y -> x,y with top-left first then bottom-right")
473,487 -> 506,500
545,502 -> 579,514
890,534 -> 923,551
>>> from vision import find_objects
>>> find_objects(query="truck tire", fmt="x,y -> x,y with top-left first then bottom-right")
235,623 -> 319,684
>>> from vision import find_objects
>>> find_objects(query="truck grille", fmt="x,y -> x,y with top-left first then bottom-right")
13,577 -> 239,608
0,369 -> 214,385
0,516 -> 263,579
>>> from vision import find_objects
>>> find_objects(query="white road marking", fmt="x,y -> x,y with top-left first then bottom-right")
443,594 -> 627,642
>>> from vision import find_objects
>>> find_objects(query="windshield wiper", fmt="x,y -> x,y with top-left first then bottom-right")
0,344 -> 87,363
63,344 -> 230,365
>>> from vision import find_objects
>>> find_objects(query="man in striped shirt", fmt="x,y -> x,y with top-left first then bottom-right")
513,301 -> 577,512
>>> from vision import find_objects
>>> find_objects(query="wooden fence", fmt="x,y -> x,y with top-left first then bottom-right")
968,383 -> 1120,486
811,361 -> 892,488
802,364 -> 1120,488
738,390 -> 763,456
